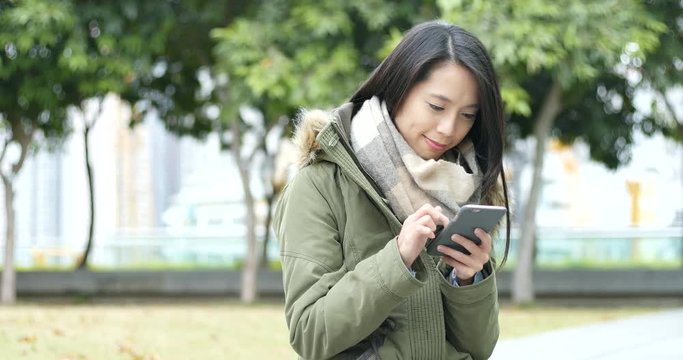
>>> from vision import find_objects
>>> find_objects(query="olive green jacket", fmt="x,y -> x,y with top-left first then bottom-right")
273,103 -> 503,359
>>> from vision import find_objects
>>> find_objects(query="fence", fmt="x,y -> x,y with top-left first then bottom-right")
5,227 -> 683,269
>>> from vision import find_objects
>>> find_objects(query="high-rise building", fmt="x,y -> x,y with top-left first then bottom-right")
3,95 -> 181,266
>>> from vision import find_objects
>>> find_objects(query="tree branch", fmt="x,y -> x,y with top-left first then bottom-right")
83,97 -> 105,130
661,92 -> 682,128
247,135 -> 265,164
0,136 -> 9,167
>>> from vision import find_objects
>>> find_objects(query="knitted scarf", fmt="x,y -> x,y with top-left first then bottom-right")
350,96 -> 482,222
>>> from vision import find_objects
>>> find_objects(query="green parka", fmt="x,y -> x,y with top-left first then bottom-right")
273,102 -> 505,359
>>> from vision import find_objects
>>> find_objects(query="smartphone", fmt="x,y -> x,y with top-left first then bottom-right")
425,204 -> 506,257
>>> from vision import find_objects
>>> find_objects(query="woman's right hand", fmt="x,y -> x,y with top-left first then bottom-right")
397,204 -> 449,268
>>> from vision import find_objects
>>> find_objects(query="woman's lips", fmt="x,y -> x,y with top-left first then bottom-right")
424,136 -> 447,151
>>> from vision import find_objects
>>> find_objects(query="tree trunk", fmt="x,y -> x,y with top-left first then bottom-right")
0,126 -> 32,305
680,122 -> 683,268
77,101 -> 102,270
260,192 -> 275,267
259,116 -> 288,268
77,122 -> 95,269
231,121 -> 259,303
512,80 -> 563,305
1,173 -> 16,304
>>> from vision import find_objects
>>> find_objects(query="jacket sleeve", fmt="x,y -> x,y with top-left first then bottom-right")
438,260 -> 500,360
273,167 -> 428,359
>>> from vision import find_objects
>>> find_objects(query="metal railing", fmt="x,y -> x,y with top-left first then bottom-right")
4,227 -> 682,269
504,227 -> 683,268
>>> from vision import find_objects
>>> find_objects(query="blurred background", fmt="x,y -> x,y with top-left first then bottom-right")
0,0 -> 681,359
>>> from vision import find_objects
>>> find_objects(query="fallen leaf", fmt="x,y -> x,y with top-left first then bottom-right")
58,354 -> 87,360
118,341 -> 146,360
18,334 -> 37,345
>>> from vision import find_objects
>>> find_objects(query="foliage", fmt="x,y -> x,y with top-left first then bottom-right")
119,0 -> 241,138
439,0 -> 669,304
211,0 -> 438,124
638,0 -> 683,142
0,0 -> 74,141
439,0 -> 677,169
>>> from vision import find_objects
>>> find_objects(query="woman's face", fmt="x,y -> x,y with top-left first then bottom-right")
394,61 -> 479,160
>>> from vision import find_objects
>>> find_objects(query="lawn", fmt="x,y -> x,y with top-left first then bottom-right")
0,300 -> 660,359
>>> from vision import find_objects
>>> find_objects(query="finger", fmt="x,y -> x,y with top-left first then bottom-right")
412,203 -> 435,219
451,234 -> 481,256
437,245 -> 480,269
417,225 -> 435,239
416,215 -> 437,232
439,253 -> 461,269
452,234 -> 491,265
474,228 -> 492,253
426,206 -> 449,227
432,206 -> 450,226
442,258 -> 476,280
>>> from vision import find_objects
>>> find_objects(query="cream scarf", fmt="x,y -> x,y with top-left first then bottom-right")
350,96 -> 482,222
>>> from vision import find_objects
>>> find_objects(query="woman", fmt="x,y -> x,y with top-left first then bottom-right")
273,20 -> 511,359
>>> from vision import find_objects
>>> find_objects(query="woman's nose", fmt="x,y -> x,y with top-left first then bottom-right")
436,117 -> 456,136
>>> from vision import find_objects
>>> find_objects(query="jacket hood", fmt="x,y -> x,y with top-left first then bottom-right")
292,108 -> 330,169
292,102 -> 354,169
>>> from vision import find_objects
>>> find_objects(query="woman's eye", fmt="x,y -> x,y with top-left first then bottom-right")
428,103 -> 444,111
463,113 -> 477,120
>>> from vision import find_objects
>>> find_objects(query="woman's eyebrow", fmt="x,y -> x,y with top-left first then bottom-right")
429,93 -> 452,103
428,93 -> 479,108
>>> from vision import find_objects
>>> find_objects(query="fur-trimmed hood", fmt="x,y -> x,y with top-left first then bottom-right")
291,102 -> 355,169
292,108 -> 333,169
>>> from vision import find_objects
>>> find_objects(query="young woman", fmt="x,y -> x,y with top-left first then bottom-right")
273,20 -> 511,359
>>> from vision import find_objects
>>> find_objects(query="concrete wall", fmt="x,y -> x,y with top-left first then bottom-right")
15,269 -> 683,297
17,270 -> 284,297
495,269 -> 683,297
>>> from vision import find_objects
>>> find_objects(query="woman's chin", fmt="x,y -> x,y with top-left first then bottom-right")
415,149 -> 443,161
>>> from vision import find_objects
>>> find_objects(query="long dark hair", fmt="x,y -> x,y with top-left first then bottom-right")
350,20 -> 511,268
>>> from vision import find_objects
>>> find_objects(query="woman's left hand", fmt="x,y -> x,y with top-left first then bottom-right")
436,228 -> 491,285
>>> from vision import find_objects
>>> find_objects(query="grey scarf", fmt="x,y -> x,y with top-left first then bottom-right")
350,96 -> 482,221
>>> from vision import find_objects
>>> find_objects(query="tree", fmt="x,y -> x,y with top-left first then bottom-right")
638,0 -> 682,143
439,0 -> 666,303
66,1 -> 177,269
51,0 -> 243,270
211,0 -> 438,303
636,1 -> 683,245
0,0 -> 197,301
0,0 -> 75,303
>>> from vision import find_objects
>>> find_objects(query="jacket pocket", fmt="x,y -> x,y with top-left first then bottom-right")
337,317 -> 396,360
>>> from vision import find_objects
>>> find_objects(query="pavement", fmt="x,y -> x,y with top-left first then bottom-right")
490,308 -> 683,360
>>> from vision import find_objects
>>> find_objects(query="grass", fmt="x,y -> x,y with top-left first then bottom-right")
0,300 -> 664,359
1,301 -> 292,360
